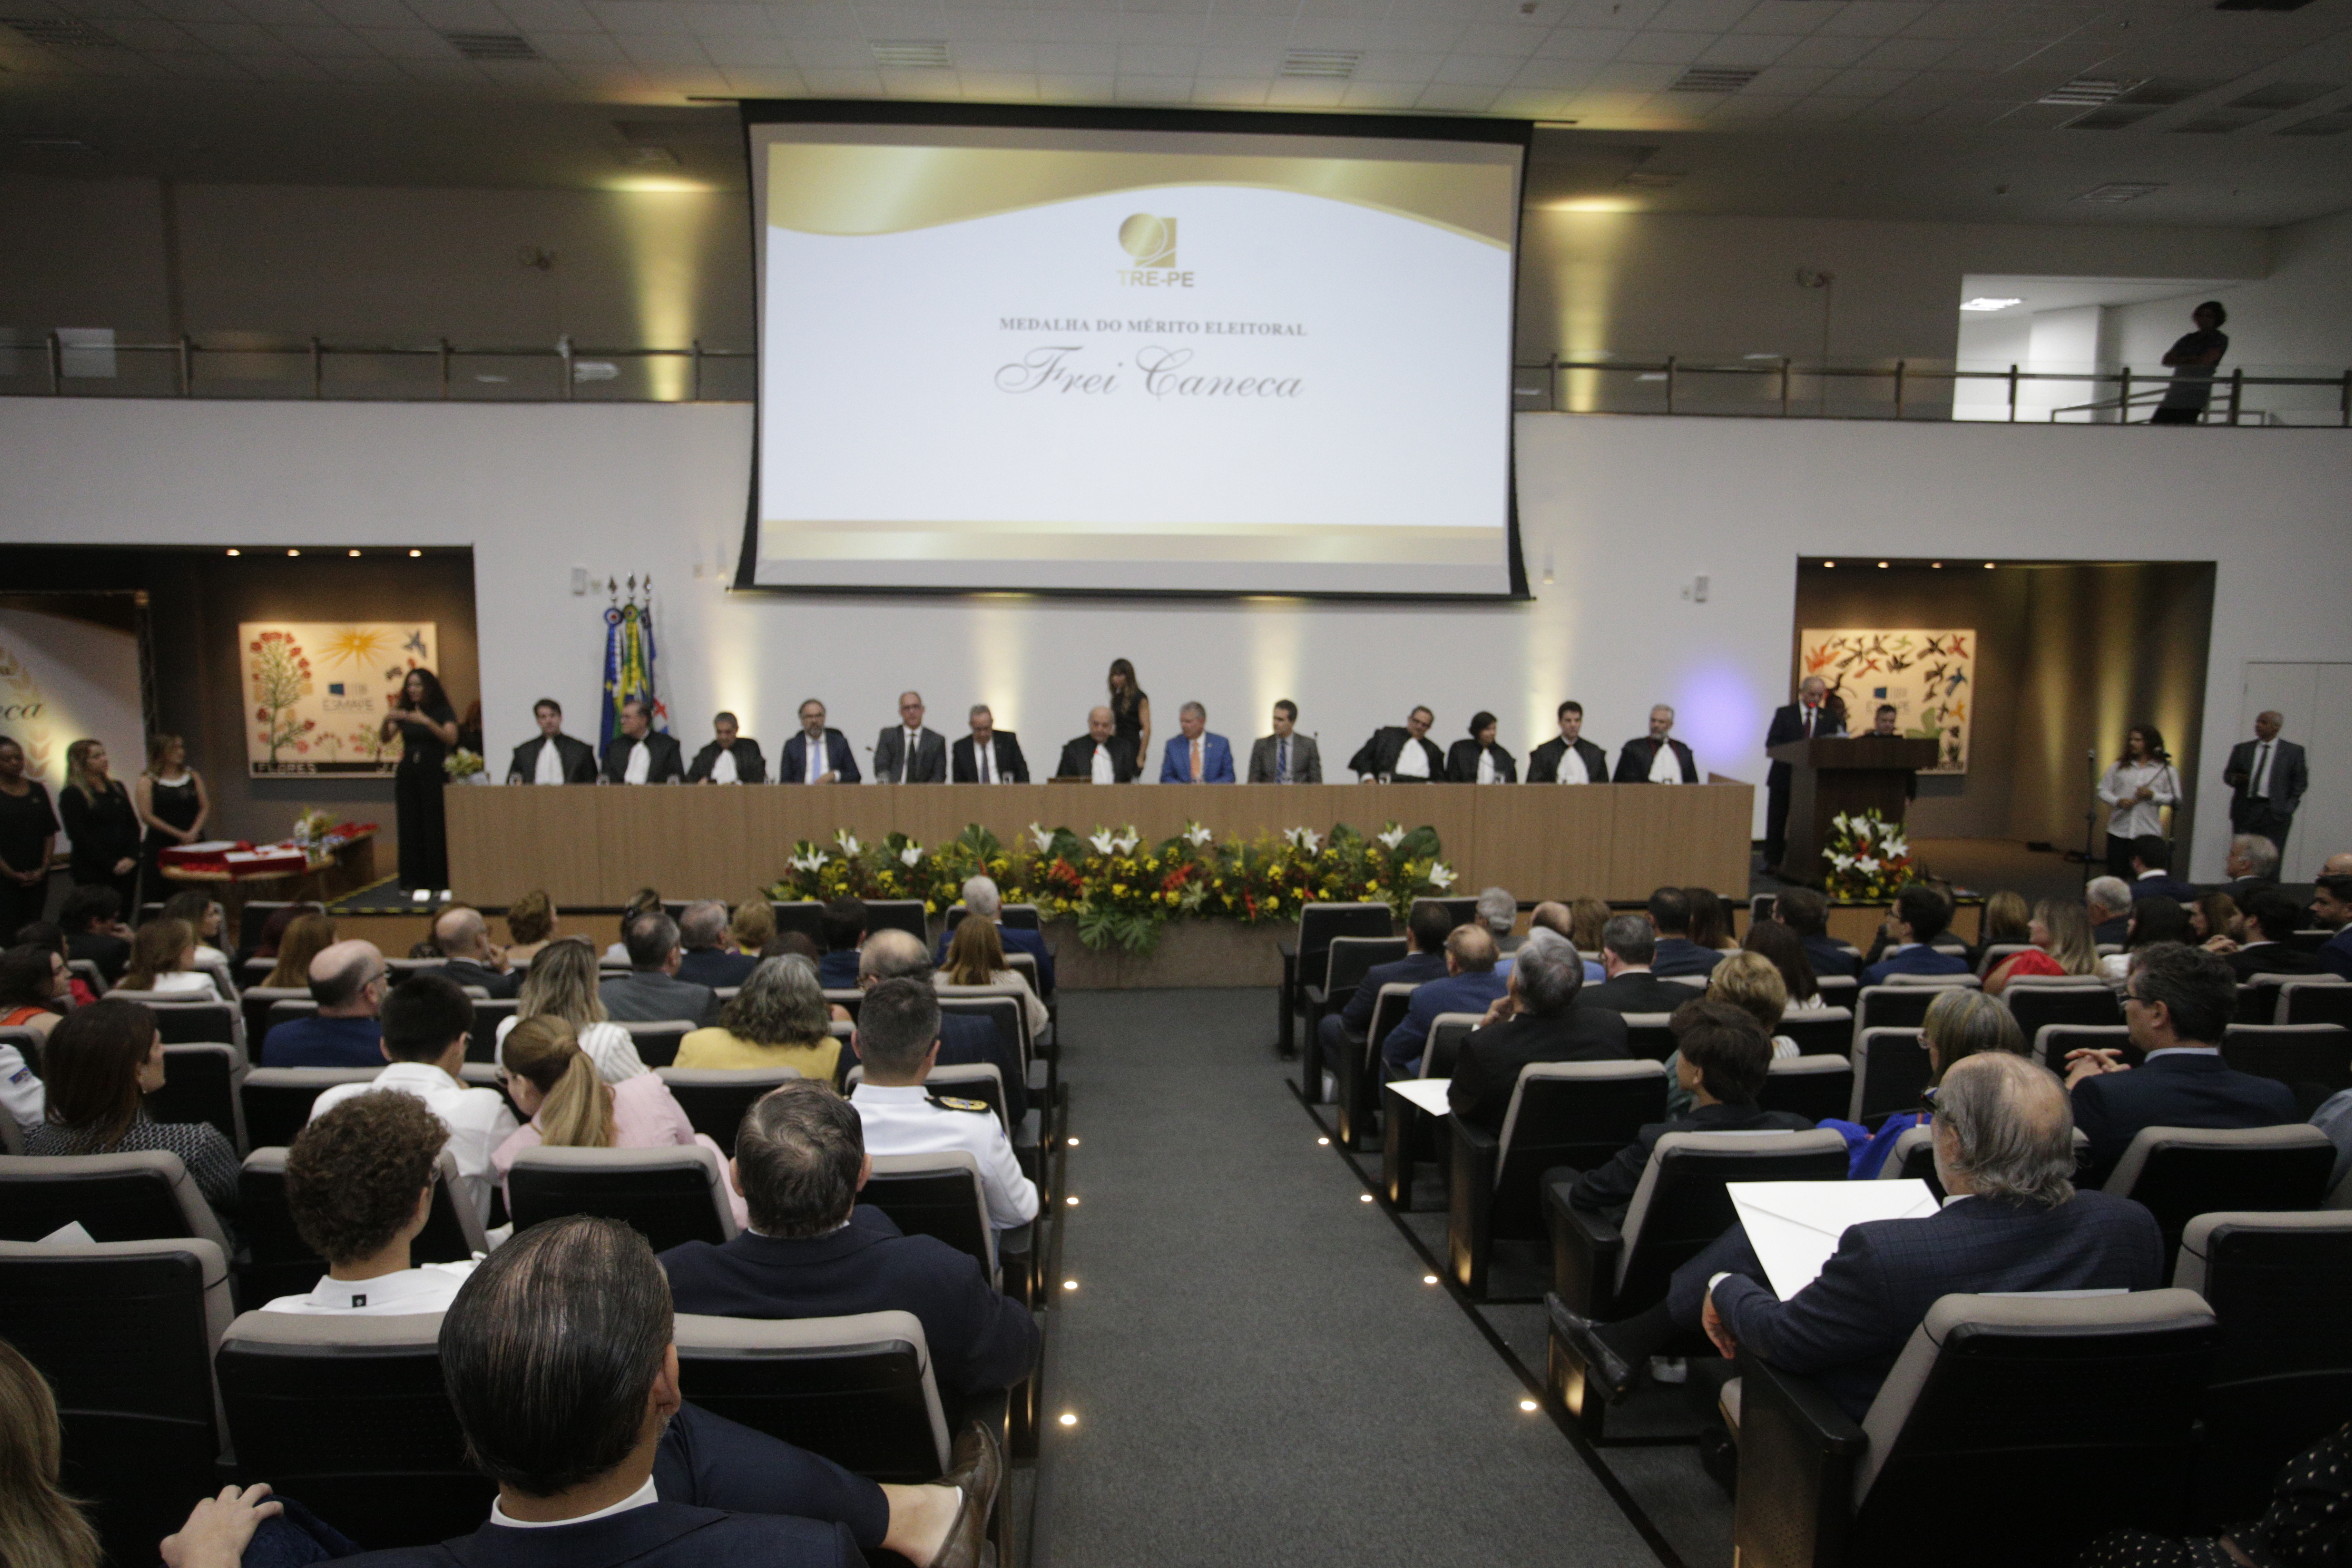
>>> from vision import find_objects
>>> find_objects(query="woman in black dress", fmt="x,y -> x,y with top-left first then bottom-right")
59,739 -> 143,915
0,736 -> 57,938
381,667 -> 460,895
1446,711 -> 1518,783
135,732 -> 211,895
1107,659 -> 1151,772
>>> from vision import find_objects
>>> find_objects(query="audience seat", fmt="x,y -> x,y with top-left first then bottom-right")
2219,1023 -> 2352,1115
1335,980 -> 1416,1150
1876,1123 -> 1945,1198
1410,896 -> 1479,929
936,990 -> 1029,1078
1547,1128 -> 1849,1440
240,1067 -> 380,1150
1447,1061 -> 1668,1300
0,1150 -> 233,1250
823,989 -> 864,1024
657,1067 -> 800,1155
2002,980 -> 2123,1038
1279,902 -> 1394,1059
1854,985 -> 1942,1037
1300,934 -> 1409,1098
264,998 -> 318,1039
2276,977 -> 2352,1028
68,957 -> 109,996
860,899 -> 929,941
1975,942 -> 2034,978
239,986 -> 309,1049
674,1310 -> 952,1484
1880,972 -> 1980,989
2102,1124 -> 2337,1268
149,1042 -> 248,1154
769,901 -> 826,942
1849,1026 -> 1930,1130
1760,1054 -> 1856,1122
615,1017 -> 695,1069
2172,1210 -> 2352,1527
1378,1011 -> 1484,1209
1813,975 -> 1858,1009
858,1150 -> 1020,1297
1730,1290 -> 2219,1568
0,1238 -> 234,1568
214,1309 -> 489,1549
135,998 -> 245,1051
1777,1007 -> 1853,1058
505,1144 -> 738,1252
237,901 -> 294,954
466,997 -> 518,1063
1618,1012 -> 1678,1063
236,1146 -> 484,1306
2032,1023 -> 2131,1078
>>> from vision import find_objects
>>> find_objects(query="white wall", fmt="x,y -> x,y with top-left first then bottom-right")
1,397 -> 2347,881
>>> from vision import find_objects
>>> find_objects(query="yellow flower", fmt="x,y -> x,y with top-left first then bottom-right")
1113,883 -> 1127,896
1264,895 -> 1280,911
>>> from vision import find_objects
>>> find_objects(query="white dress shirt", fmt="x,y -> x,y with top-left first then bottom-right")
710,746 -> 737,784
898,729 -> 923,783
2098,760 -> 2175,838
492,1477 -> 657,1530
533,740 -> 566,785
2247,740 -> 2277,799
1392,739 -> 1429,779
1091,744 -> 1115,784
623,740 -> 650,785
850,1082 -> 1039,1230
309,1063 -> 519,1225
1556,745 -> 1590,784
1649,741 -> 1684,784
1476,749 -> 1498,784
976,739 -> 997,784
262,1260 -> 475,1316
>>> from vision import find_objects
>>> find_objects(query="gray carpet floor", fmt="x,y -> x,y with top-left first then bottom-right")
1029,987 -> 1687,1568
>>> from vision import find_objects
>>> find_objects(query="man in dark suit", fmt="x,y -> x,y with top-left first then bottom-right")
930,876 -> 1053,997
1056,707 -> 1137,783
673,900 -> 757,990
59,886 -> 132,983
661,1081 -> 1037,1410
507,697 -> 598,784
2087,877 -> 2134,947
856,930 -> 1025,1126
1381,924 -> 1509,1076
2127,837 -> 2200,904
2067,940 -> 2299,1181
1583,915 -> 1705,1015
1860,884 -> 1972,984
333,1214 -> 995,1568
1347,706 -> 1446,782
1613,704 -> 1700,784
2210,833 -> 2281,899
1157,701 -> 1236,784
1247,700 -> 1323,784
1646,887 -> 1723,978
601,699 -> 685,784
2222,711 -> 2307,861
1447,931 -> 1629,1134
684,712 -> 765,784
598,911 -> 720,1028
430,905 -> 522,999
779,699 -> 860,784
2221,892 -> 2330,981
1764,676 -> 1845,869
1774,888 -> 1859,979
2314,874 -> 2352,980
872,691 -> 947,785
1552,1052 -> 2165,1417
1526,700 -> 1610,785
817,898 -> 865,989
950,705 -> 1029,784
1317,899 -> 1453,1088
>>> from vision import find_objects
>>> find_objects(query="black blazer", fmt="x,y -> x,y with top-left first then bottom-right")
2225,943 -> 2328,981
436,956 -> 522,1000
2070,1051 -> 2302,1182
1446,739 -> 1518,784
1582,970 -> 1700,1018
686,739 -> 766,784
60,782 -> 141,882
1527,736 -> 1609,784
1567,1101 -> 1817,1219
1650,937 -> 1724,979
1799,932 -> 1860,979
507,733 -> 598,784
602,732 -> 685,784
660,1207 -> 1039,1399
1446,1005 -> 1631,1135
1764,701 -> 1845,788
871,727 -> 947,784
676,947 -> 758,990
336,1501 -> 862,1568
1054,734 -> 1137,783
2131,873 -> 2200,904
1347,726 -> 1446,781
951,732 -> 1029,784
1613,735 -> 1699,784
2223,737 -> 2308,822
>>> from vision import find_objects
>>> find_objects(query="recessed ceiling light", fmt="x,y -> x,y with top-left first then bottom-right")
1877,560 -> 1890,568
1519,1398 -> 1539,1412
1062,1279 -> 1078,1290
1423,1274 -> 1440,1284
1066,1195 -> 1079,1205
1058,1412 -> 1078,1426
2075,182 -> 2168,204
1823,560 -> 1836,568
2041,76 -> 2140,107
1984,562 -> 1996,569
1931,561 -> 1943,568
1279,47 -> 1361,78
1065,1136 -> 1079,1147
225,549 -> 240,557
287,549 -> 300,557
409,549 -> 422,557
870,40 -> 951,69
348,549 -> 361,557
1961,297 -> 2022,312
1359,1193 -> 1374,1203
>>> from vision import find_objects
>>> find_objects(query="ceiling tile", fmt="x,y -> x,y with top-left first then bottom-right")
1900,3 -> 2004,40
394,52 -> 483,78
1189,43 -> 1259,72
1776,92 -> 1866,118
1193,73 -> 1270,100
1113,13 -> 1209,42
879,67 -> 961,93
229,0 -> 338,24
1434,50 -> 1525,83
1586,56 -> 1676,87
147,46 -> 254,72
950,39 -> 1032,67
1535,26 -> 1628,59
1032,68 -> 1114,95
357,24 -> 451,54
1338,77 -> 1420,103
769,5 -> 858,38
677,2 -> 776,34
1035,39 -> 1114,69
1821,64 -> 1911,94
699,32 -> 792,61
1612,31 -> 1712,64
722,64 -> 806,89
1743,61 -> 1832,92
401,0 -> 512,26
944,11 -> 1041,39
955,67 -> 1036,93
471,54 -> 565,81
794,62 -> 881,88
1729,1 -> 1824,36
552,58 -> 647,85
1773,31 -> 1872,67
784,35 -> 871,65
493,0 -> 596,24
93,16 -> 202,46
181,18 -> 293,48
639,62 -> 726,88
1509,53 -> 1591,84
307,0 -> 419,26
1452,20 -> 1545,55
584,0 -> 689,32
1646,0 -> 1754,32
235,48 -> 337,72
1199,14 -> 1296,41
1703,88 -> 1792,117
1264,72 -> 1347,101
521,28 -> 627,59
1487,86 -> 1576,113
1117,40 -> 1195,70
313,49 -> 408,74
1294,0 -> 1387,21
273,21 -> 377,50
1113,72 -> 1189,98
1414,80 -> 1499,107
1358,18 -> 1464,49
1695,33 -> 1794,67
617,30 -> 711,63
1812,1 -> 1929,36
1853,35 -> 1950,69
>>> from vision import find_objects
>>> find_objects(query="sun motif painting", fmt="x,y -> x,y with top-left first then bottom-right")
241,622 -> 437,776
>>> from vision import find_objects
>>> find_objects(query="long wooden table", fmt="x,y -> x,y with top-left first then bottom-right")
445,781 -> 1754,908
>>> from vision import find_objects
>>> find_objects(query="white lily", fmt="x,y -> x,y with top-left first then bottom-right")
1882,836 -> 1909,860
1377,823 -> 1406,850
833,829 -> 861,857
788,849 -> 830,874
1028,822 -> 1054,853
1284,827 -> 1324,855
899,844 -> 923,868
1088,828 -> 1117,855
1111,829 -> 1140,856
1829,853 -> 1855,872
1856,856 -> 1880,873
1183,821 -> 1213,847
1426,861 -> 1456,889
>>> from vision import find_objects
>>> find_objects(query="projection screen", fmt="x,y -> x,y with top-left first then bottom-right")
741,107 -> 1529,598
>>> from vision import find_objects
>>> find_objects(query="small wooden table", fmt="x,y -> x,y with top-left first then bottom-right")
160,831 -> 379,923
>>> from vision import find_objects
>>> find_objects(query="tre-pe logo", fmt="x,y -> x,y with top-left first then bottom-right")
1117,213 -> 1193,288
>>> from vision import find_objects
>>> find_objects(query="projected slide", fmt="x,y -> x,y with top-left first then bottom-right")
745,118 -> 1524,596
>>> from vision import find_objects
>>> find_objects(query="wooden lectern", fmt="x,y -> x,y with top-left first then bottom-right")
1768,736 -> 1941,883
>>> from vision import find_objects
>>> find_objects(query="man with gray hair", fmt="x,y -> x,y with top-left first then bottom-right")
2214,833 -> 2281,897
860,930 -> 1026,1125
931,875 -> 1054,995
1552,1050 -> 2164,1417
1613,704 -> 1698,784
951,705 -> 1029,784
431,904 -> 521,999
1764,674 -> 1845,869
599,910 -> 720,1027
1582,914 -> 1698,1015
1446,929 -> 1629,1134
261,937 -> 387,1068
1476,887 -> 1519,953
2086,876 -> 2133,946
1157,700 -> 1235,784
659,1081 -> 1039,1402
675,899 -> 755,990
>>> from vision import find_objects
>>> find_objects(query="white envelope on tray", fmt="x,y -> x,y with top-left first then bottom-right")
1728,1180 -> 1940,1300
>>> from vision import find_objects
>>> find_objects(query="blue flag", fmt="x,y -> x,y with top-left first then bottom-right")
599,601 -> 665,752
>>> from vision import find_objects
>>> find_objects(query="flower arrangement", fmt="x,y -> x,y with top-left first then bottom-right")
291,808 -> 337,853
1822,811 -> 1920,903
768,819 -> 1451,955
443,748 -> 487,782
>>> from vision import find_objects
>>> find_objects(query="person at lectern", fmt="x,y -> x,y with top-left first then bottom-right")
1613,705 -> 1698,784
1349,707 -> 1446,783
686,711 -> 766,784
1158,702 -> 1235,784
952,706 -> 1028,784
872,691 -> 947,785
383,667 -> 460,893
1106,660 -> 1151,772
601,699 -> 685,785
1446,712 -> 1517,784
1248,701 -> 1322,784
1058,709 -> 1138,784
508,698 -> 598,784
779,699 -> 859,784
1870,703 -> 1900,737
1527,701 -> 1608,785
1764,676 -> 1846,871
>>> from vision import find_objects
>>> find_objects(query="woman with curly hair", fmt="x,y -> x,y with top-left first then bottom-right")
675,955 -> 840,1081
502,890 -> 558,969
492,937 -> 647,1083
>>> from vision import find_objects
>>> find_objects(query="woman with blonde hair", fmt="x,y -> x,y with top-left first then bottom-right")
59,739 -> 142,915
939,916 -> 1049,1043
1981,890 -> 2033,948
1819,987 -> 2027,1177
730,897 -> 776,956
1659,948 -> 1798,1115
261,913 -> 337,990
503,890 -> 557,968
490,1014 -> 743,1226
118,918 -> 221,999
134,732 -> 211,900
493,937 -> 645,1083
1568,897 -> 1610,956
676,955 -> 840,1080
1984,897 -> 2100,996
0,1337 -> 104,1568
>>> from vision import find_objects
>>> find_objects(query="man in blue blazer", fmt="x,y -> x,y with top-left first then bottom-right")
2066,940 -> 2299,1181
1860,884 -> 1973,985
778,698 -> 861,784
931,876 -> 1054,996
1318,900 -> 1454,1084
2316,875 -> 2352,981
661,1082 -> 1038,1413
2127,837 -> 2199,904
1158,701 -> 1236,783
1774,888 -> 1858,979
1646,887 -> 1724,978
1552,1052 -> 2164,1419
1381,924 -> 1509,1077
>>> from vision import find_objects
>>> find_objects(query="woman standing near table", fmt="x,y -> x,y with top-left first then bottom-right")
2097,724 -> 2177,878
1107,659 -> 1151,774
135,733 -> 211,897
59,740 -> 142,916
0,737 -> 58,938
381,668 -> 459,896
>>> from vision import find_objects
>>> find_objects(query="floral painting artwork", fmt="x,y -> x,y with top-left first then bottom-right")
241,622 -> 437,777
1799,627 -> 1975,773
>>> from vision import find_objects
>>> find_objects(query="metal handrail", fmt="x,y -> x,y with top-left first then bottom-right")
16,333 -> 754,401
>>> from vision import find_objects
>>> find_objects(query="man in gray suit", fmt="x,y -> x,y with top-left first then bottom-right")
2223,710 -> 2308,860
598,910 -> 720,1027
1247,700 -> 1323,784
872,691 -> 948,784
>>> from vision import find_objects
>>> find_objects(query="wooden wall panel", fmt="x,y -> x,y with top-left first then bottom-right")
1472,787 -> 1616,902
447,786 -> 602,906
1605,784 -> 1754,899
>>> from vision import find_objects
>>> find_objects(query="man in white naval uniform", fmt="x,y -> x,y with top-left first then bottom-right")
848,978 -> 1039,1232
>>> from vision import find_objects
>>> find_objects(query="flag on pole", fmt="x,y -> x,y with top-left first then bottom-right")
600,600 -> 665,752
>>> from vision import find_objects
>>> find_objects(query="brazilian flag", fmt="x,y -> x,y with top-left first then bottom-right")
599,600 -> 664,752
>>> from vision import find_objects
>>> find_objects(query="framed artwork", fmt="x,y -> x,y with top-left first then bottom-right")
242,622 -> 437,777
1800,627 -> 1975,773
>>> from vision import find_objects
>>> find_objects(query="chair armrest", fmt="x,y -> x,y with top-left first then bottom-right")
1544,1185 -> 1624,1319
1446,1116 -> 1500,1292
1731,1353 -> 1868,1568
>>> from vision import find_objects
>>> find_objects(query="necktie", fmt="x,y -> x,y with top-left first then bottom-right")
1191,739 -> 1202,782
1279,738 -> 1290,783
980,744 -> 992,784
2252,742 -> 2270,797
1805,705 -> 1815,738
